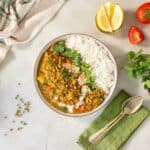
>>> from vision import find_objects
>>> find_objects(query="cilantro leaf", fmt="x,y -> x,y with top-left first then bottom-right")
53,40 -> 65,53
60,107 -> 68,113
62,69 -> 71,79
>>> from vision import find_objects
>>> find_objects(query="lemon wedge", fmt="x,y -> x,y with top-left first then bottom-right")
96,5 -> 112,32
95,2 -> 124,32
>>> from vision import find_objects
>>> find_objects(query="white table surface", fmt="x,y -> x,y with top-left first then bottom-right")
0,0 -> 150,150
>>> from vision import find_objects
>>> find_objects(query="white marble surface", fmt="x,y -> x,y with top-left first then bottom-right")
0,0 -> 150,150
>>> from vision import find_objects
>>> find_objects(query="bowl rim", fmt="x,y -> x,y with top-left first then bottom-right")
33,33 -> 118,117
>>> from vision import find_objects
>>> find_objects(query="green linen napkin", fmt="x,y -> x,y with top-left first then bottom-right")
78,90 -> 150,150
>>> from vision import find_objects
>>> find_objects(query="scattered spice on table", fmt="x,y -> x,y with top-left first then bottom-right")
1,82 -> 31,136
17,127 -> 23,131
15,94 -> 19,100
15,98 -> 31,117
20,98 -> 24,103
10,128 -> 13,132
20,121 -> 27,126
18,82 -> 21,85
4,133 -> 8,136
4,115 -> 8,119
12,120 -> 16,123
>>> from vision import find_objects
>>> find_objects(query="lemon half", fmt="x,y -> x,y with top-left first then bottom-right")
95,2 -> 124,32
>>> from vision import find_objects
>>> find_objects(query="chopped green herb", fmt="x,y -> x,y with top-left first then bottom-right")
81,63 -> 95,87
40,83 -> 47,89
72,55 -> 82,67
63,48 -> 74,58
62,69 -> 71,79
53,40 -> 65,53
58,40 -> 65,46
48,58 -> 52,64
87,75 -> 96,88
54,44 -> 65,53
81,62 -> 90,69
60,107 -> 68,113
81,65 -> 91,74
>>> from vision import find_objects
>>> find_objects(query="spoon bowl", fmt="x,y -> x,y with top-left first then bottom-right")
122,96 -> 143,114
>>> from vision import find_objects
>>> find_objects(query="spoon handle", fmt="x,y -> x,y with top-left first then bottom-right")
89,112 -> 125,144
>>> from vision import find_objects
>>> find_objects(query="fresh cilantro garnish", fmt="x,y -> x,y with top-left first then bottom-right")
60,107 -> 68,113
48,58 -> 52,64
87,76 -> 96,88
62,69 -> 72,79
125,50 -> 150,92
63,48 -> 82,66
53,40 -> 96,88
80,62 -> 95,88
63,48 -> 74,57
53,40 -> 65,53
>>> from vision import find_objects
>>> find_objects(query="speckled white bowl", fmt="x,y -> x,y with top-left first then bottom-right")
34,33 -> 118,117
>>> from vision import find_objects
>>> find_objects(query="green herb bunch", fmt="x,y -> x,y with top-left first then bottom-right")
125,50 -> 150,92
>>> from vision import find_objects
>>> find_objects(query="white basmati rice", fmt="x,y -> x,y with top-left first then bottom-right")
65,35 -> 115,94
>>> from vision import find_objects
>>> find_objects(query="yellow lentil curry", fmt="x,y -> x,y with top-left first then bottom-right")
37,40 -> 105,114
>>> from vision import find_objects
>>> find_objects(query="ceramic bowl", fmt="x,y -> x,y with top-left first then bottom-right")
34,33 -> 118,117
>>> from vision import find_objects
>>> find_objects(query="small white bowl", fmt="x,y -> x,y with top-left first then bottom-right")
34,33 -> 118,117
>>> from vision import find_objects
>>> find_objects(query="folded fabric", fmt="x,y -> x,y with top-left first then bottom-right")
0,0 -> 36,36
78,90 -> 150,150
0,0 -> 66,64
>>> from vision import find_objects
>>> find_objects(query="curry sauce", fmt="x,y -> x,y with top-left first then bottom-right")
37,41 -> 105,113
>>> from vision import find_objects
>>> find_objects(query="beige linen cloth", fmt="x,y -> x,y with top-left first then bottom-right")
0,0 -> 66,64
